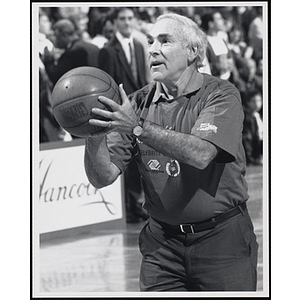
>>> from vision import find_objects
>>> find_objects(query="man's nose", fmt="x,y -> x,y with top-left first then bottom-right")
124,17 -> 132,25
148,41 -> 160,56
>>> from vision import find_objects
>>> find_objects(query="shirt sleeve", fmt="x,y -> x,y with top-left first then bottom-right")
191,88 -> 244,163
107,85 -> 153,172
107,131 -> 135,173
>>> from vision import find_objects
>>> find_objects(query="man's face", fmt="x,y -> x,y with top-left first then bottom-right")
115,9 -> 135,38
147,18 -> 190,85
249,94 -> 262,112
54,29 -> 70,49
212,12 -> 225,31
103,20 -> 115,40
39,15 -> 52,35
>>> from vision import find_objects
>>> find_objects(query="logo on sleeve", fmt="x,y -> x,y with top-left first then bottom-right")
197,123 -> 218,133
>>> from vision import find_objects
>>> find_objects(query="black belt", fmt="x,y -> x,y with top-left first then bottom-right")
153,202 -> 247,234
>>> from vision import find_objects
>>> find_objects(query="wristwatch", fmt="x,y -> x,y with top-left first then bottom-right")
133,118 -> 145,137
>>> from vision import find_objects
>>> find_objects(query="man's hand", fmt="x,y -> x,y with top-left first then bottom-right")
89,84 -> 139,136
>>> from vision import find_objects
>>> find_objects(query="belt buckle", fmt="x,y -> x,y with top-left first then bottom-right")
180,224 -> 195,234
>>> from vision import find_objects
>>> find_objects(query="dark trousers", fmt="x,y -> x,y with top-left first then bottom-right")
138,209 -> 258,291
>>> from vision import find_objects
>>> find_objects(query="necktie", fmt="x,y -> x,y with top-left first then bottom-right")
129,42 -> 138,83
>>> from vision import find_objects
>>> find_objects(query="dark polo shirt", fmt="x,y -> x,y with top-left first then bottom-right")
107,71 -> 249,225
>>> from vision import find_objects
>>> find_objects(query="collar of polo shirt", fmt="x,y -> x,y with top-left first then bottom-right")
152,68 -> 204,103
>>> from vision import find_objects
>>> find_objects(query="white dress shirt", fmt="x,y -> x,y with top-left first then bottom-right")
115,31 -> 134,64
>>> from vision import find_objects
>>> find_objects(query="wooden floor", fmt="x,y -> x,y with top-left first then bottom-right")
38,164 -> 266,295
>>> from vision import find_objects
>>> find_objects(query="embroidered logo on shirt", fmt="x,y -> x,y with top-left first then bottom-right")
166,159 -> 180,177
147,159 -> 161,171
197,123 -> 218,133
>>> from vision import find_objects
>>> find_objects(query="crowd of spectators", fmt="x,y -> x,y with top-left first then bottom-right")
38,5 -> 264,165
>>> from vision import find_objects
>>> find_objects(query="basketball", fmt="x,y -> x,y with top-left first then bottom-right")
51,66 -> 121,137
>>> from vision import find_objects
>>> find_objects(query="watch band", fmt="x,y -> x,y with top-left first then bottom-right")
138,117 -> 145,128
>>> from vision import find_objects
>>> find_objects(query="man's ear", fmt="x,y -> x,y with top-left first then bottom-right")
187,46 -> 198,64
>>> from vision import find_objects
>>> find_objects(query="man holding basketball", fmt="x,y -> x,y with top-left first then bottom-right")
84,13 -> 258,291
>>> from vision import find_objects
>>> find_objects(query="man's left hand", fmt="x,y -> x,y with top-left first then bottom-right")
89,84 -> 139,135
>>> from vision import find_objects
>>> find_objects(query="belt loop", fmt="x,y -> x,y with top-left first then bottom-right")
180,224 -> 195,234
179,224 -> 186,233
238,204 -> 245,216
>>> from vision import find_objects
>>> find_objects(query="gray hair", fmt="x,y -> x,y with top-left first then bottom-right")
156,13 -> 208,68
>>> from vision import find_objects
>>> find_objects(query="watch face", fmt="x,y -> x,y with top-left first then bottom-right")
133,125 -> 143,137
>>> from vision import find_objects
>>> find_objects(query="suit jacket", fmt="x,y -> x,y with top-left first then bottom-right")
44,39 -> 99,85
98,35 -> 148,95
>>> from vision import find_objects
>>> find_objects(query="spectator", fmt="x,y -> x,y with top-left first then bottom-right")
242,91 -> 263,165
239,6 -> 258,43
68,12 -> 92,42
87,7 -> 112,39
246,58 -> 262,95
102,13 -> 115,41
239,58 -> 263,107
98,7 -> 149,222
90,15 -> 109,49
39,9 -> 54,56
248,7 -> 263,63
42,18 -> 100,85
98,7 -> 148,94
91,13 -> 114,49
39,11 -> 71,142
227,25 -> 249,59
201,10 -> 235,80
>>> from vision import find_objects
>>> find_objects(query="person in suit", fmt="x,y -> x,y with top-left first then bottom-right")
42,18 -> 100,85
98,7 -> 148,94
98,7 -> 148,222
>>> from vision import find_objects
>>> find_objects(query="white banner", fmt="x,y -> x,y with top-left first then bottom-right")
36,144 -> 123,234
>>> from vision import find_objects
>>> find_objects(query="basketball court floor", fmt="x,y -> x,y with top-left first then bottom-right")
38,164 -> 265,295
